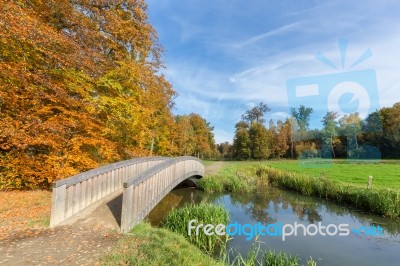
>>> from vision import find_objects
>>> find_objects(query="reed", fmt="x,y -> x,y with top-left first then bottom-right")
228,243 -> 317,266
162,203 -> 230,254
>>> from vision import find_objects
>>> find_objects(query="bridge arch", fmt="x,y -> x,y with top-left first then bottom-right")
121,156 -> 204,232
49,156 -> 204,231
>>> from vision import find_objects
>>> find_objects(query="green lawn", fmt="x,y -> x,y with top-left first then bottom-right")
210,159 -> 400,190
202,160 -> 218,166
265,159 -> 400,189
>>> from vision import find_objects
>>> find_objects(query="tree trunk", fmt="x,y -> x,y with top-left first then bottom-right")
331,135 -> 335,158
290,137 -> 294,159
290,133 -> 294,159
354,134 -> 359,149
150,137 -> 154,156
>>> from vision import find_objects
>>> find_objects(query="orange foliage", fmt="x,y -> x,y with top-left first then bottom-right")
0,1 -> 216,190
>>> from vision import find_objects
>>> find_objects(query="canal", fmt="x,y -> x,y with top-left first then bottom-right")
148,187 -> 400,265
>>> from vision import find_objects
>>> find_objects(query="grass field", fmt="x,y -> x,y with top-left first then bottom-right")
263,159 -> 400,189
203,160 -> 220,166
206,159 -> 400,190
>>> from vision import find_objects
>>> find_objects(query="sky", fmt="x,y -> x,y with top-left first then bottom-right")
147,0 -> 400,143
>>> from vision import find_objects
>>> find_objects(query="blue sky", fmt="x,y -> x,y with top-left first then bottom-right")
147,0 -> 400,143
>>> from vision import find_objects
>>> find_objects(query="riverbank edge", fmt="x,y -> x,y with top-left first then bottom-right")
199,164 -> 400,219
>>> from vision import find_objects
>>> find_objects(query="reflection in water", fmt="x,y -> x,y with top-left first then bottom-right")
221,190 -> 324,225
209,188 -> 400,236
147,187 -> 400,266
147,188 -> 205,225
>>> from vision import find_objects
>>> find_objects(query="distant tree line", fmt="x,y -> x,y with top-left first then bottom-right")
217,102 -> 400,160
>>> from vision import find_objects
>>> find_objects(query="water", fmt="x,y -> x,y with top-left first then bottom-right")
147,187 -> 400,266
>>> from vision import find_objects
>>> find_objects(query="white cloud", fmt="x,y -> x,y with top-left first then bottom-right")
236,21 -> 304,48
148,0 -> 400,142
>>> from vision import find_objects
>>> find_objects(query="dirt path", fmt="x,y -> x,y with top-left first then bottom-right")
0,224 -> 120,265
204,161 -> 228,175
0,192 -> 123,265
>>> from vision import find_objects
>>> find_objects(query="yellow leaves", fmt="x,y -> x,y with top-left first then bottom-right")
0,0 -> 217,190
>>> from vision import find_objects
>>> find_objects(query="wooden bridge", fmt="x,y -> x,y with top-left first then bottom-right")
50,156 -> 204,232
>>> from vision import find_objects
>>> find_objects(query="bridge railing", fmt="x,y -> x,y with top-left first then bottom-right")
120,156 -> 204,233
50,157 -> 167,227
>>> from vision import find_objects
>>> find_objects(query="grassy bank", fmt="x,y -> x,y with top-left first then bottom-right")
198,164 -> 267,193
101,223 -> 224,266
198,161 -> 400,218
103,203 -> 316,265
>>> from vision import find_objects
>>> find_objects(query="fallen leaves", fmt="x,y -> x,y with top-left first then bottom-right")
0,190 -> 51,240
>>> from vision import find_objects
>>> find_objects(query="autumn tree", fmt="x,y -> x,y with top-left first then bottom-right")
189,114 -> 215,158
0,1 -> 123,188
168,114 -> 216,159
0,1 -> 215,189
275,120 -> 290,158
217,142 -> 233,159
249,122 -> 272,159
233,121 -> 251,160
